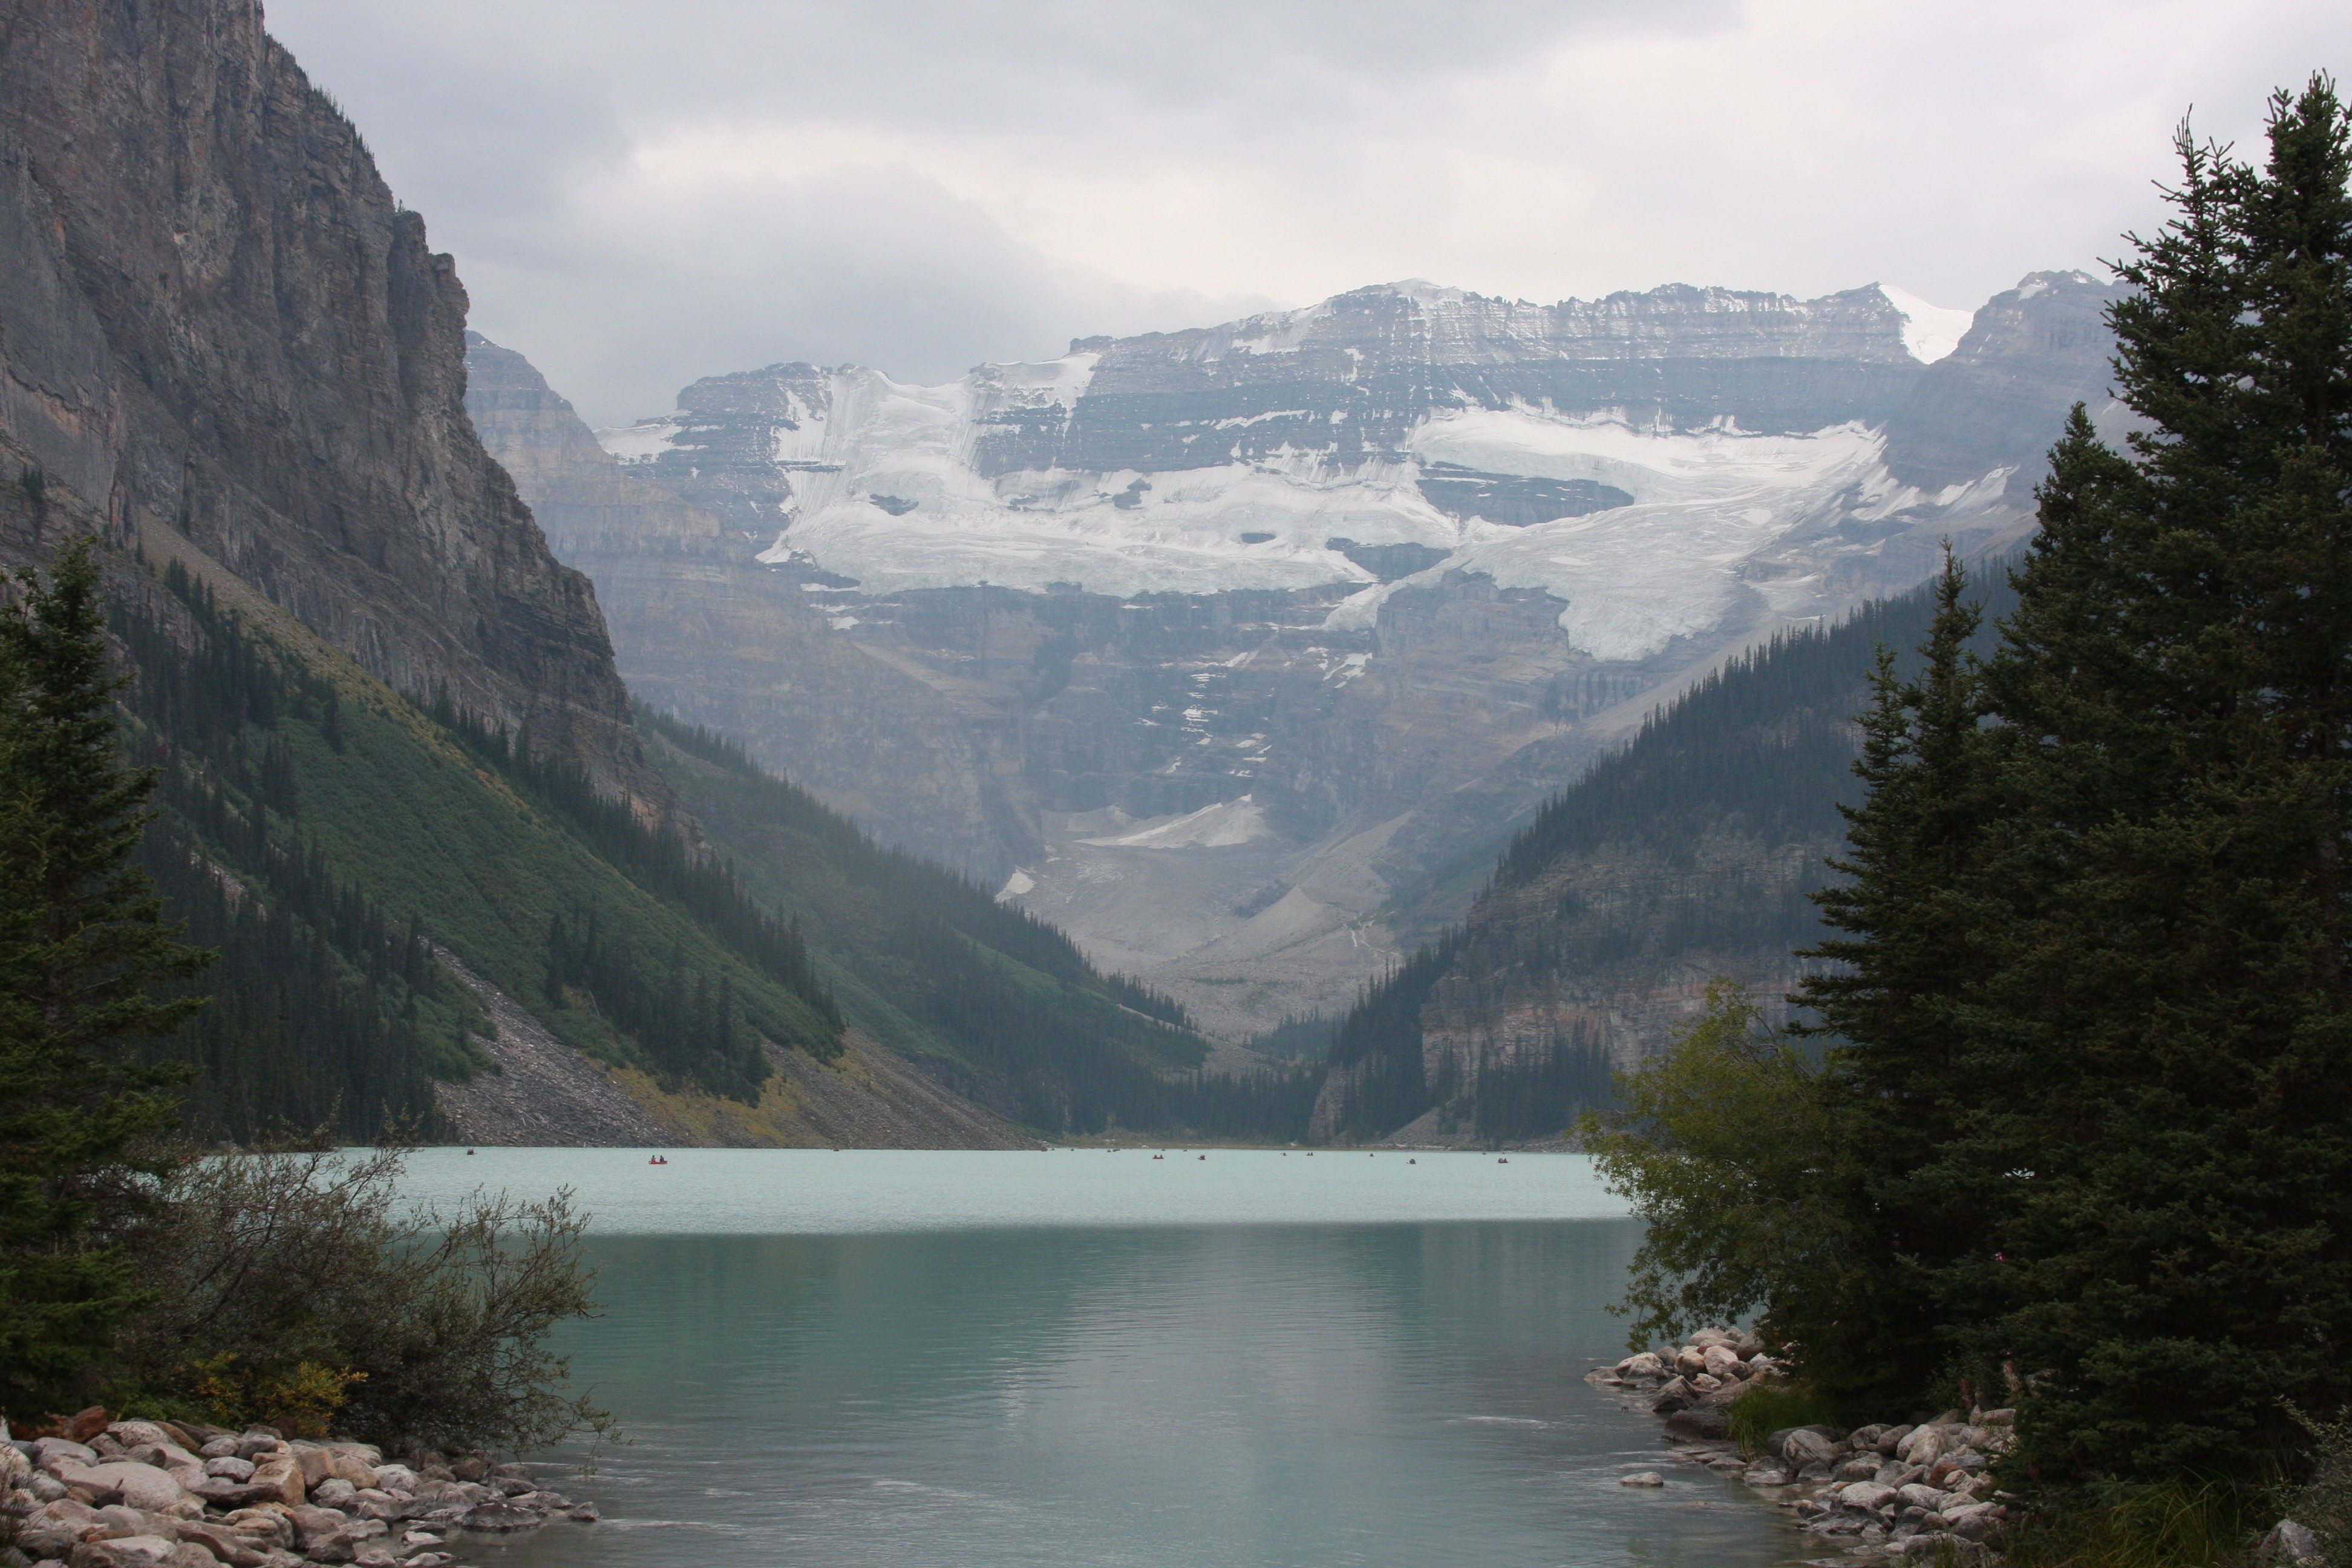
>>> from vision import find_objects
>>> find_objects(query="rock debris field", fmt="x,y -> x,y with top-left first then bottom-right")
1588,1327 -> 2015,1564
2,1411 -> 594,1568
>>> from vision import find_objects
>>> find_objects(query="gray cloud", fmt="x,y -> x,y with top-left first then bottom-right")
267,0 -> 2344,425
452,163 -> 1264,422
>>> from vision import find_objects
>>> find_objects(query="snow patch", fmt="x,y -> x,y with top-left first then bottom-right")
627,348 -> 2020,661
597,417 -> 679,463
1877,284 -> 1975,364
1079,796 -> 1272,849
996,869 -> 1036,901
1322,581 -> 1396,631
1220,299 -> 1334,359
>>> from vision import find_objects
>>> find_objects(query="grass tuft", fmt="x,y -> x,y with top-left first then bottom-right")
2000,1478 -> 2261,1568
1727,1379 -> 1843,1459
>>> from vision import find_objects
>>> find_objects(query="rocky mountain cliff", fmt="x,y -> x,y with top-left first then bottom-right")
0,0 -> 658,805
0,0 -> 1236,1149
462,335 -> 1040,875
476,273 -> 2122,1041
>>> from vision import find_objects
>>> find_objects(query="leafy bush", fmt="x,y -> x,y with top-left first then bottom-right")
1576,981 -> 1844,1351
2278,1405 -> 2352,1561
116,1145 -> 610,1454
183,1353 -> 364,1438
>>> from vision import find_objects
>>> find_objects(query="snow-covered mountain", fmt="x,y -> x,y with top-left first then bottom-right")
599,279 -> 2073,643
474,271 -> 2122,1041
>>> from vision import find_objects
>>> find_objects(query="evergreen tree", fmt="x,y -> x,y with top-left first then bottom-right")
0,537 -> 209,1419
1926,80 -> 2352,1481
1791,546 -> 1998,1409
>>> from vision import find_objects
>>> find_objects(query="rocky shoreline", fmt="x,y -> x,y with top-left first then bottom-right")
1,1411 -> 593,1568
1586,1327 -> 2016,1564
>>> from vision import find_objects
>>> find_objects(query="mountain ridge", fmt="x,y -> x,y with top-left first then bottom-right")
1312,557 -> 2022,1145
1,0 -> 1264,1148
473,269 -> 2122,1040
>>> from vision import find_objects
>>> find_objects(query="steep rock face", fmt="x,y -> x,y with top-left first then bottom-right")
460,331 -> 727,557
0,0 -> 659,805
481,273 -> 2119,1039
1401,832 -> 1820,1133
978,281 -> 1924,477
1884,271 -> 2124,491
463,336 -> 1037,875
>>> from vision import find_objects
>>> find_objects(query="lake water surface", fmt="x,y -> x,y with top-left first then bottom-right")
400,1148 -> 1791,1568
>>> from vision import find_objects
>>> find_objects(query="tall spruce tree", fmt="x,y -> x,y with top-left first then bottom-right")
0,537 -> 208,1420
1921,79 -> 2352,1481
1791,546 -> 1998,1410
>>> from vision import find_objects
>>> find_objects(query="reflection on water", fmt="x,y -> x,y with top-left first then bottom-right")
462,1217 -> 1792,1568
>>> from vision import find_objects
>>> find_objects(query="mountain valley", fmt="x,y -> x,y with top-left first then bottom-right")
2,0 -> 2137,1146
471,274 -> 2123,1048
0,0 -> 1232,1148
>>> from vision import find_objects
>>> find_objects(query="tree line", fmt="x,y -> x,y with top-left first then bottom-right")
0,539 -> 608,1448
432,691 -> 840,1049
109,563 -> 489,1140
640,705 -> 1195,1030
1590,77 -> 2352,1521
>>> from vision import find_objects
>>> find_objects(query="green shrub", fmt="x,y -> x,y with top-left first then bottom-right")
2278,1405 -> 2352,1562
181,1354 -> 364,1439
1576,982 -> 1844,1351
114,1143 -> 612,1454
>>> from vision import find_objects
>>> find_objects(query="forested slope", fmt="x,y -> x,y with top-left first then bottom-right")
1311,560 -> 2018,1144
0,0 -> 1285,1148
106,538 -> 843,1142
97,524 -> 1293,1143
638,710 -> 1319,1137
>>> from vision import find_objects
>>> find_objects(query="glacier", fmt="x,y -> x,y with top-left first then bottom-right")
600,280 -> 2019,659
480,270 -> 2124,1040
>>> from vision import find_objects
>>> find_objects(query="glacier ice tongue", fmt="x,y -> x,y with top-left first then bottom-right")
631,365 -> 2004,662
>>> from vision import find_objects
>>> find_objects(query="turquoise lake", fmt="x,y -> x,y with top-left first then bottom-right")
397,1148 -> 1791,1567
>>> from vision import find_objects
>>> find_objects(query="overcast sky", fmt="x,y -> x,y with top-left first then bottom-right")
267,0 -> 2344,427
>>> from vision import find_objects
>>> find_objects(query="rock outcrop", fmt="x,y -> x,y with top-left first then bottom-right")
1391,832 -> 1822,1140
1884,272 -> 2128,492
4,1415 -> 592,1567
1591,1328 -> 2019,1563
0,0 -> 662,808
